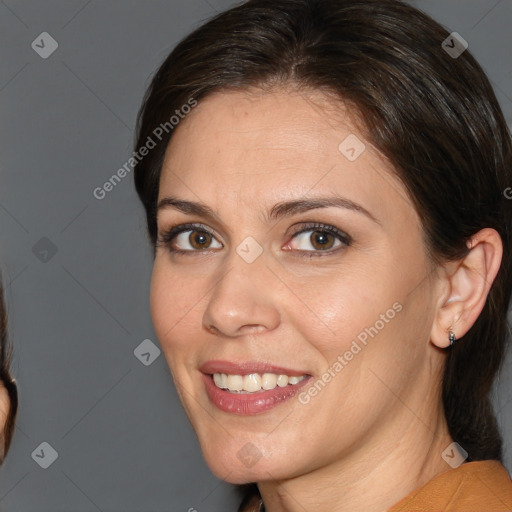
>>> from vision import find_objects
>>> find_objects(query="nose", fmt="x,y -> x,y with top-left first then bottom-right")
202,250 -> 281,338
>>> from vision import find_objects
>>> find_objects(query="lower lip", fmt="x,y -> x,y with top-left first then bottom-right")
202,373 -> 311,415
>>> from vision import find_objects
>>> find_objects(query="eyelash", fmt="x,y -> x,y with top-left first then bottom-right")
156,222 -> 352,258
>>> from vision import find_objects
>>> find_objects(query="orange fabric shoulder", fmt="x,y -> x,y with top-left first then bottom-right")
388,460 -> 512,512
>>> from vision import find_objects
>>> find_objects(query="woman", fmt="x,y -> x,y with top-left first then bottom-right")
133,0 -> 512,510
0,276 -> 18,464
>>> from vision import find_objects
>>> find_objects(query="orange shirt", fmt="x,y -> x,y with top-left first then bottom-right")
240,460 -> 512,511
388,460 -> 512,511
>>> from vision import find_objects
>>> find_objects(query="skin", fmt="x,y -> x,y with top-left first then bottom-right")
0,384 -> 10,460
150,87 -> 503,512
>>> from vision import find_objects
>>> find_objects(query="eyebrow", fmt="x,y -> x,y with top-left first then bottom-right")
157,195 -> 380,225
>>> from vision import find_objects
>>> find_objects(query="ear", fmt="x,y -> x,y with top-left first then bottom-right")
431,228 -> 503,349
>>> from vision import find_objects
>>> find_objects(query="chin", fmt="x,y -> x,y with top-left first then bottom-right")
199,439 -> 304,484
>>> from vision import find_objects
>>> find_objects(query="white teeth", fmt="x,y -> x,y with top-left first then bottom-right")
226,374 -> 243,391
276,374 -> 288,387
212,372 -> 307,393
243,373 -> 262,392
262,373 -> 277,390
213,373 -> 228,388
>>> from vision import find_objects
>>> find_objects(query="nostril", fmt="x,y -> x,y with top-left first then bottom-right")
239,324 -> 266,334
205,324 -> 220,335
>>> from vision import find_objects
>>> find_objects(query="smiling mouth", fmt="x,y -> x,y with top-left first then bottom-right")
200,360 -> 313,414
212,372 -> 308,393
203,372 -> 312,415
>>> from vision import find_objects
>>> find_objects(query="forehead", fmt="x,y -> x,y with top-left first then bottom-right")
159,87 -> 416,228
164,87 -> 357,168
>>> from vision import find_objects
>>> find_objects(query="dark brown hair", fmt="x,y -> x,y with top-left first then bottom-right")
0,275 -> 18,463
133,0 -> 512,489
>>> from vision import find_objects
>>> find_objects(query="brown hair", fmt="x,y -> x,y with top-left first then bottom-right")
0,275 -> 18,463
133,0 -> 512,492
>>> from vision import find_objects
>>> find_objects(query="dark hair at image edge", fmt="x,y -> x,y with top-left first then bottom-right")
0,274 -> 18,463
133,0 -> 512,506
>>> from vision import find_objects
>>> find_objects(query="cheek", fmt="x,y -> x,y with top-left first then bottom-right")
284,258 -> 418,405
149,263 -> 174,341
281,263 -> 387,360
149,261 -> 199,363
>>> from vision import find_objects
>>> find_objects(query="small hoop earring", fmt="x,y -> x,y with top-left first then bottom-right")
449,330 -> 456,347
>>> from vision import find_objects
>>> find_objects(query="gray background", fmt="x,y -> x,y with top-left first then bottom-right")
0,1 -> 510,510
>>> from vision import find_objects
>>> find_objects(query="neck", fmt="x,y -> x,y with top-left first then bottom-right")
256,394 -> 453,512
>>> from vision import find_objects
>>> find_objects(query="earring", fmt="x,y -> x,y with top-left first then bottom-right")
449,330 -> 456,347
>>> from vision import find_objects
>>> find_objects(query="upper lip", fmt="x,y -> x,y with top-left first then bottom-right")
200,360 -> 310,377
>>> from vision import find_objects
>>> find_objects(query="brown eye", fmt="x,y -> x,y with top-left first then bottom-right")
169,227 -> 222,252
287,226 -> 347,253
310,230 -> 335,250
189,230 -> 213,249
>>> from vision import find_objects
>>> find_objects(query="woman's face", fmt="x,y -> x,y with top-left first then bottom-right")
150,88 -> 443,483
